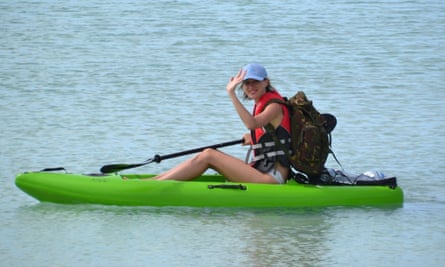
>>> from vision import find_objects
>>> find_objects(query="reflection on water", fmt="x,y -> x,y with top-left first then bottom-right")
11,204 -> 413,266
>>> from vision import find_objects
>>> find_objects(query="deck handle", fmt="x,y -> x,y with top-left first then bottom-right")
208,184 -> 247,190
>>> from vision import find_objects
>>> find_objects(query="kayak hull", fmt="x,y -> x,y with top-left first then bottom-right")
15,172 -> 403,208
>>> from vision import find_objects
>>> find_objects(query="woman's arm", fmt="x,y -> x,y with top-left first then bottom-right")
226,70 -> 282,130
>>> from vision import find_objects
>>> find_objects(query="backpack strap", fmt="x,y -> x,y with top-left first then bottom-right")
328,147 -> 344,171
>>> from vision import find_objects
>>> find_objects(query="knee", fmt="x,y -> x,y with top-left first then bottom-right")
194,148 -> 218,163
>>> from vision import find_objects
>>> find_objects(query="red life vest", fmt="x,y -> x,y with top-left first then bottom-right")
250,91 -> 292,173
251,91 -> 291,143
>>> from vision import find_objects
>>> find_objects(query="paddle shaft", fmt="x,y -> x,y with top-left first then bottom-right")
100,138 -> 244,173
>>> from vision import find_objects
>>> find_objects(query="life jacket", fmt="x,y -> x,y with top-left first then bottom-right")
250,91 -> 291,173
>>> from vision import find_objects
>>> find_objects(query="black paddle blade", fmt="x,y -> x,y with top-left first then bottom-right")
100,162 -> 149,174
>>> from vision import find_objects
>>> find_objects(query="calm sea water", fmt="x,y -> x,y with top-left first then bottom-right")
1,0 -> 444,266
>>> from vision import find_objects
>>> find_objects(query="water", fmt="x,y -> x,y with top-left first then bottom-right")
1,0 -> 444,266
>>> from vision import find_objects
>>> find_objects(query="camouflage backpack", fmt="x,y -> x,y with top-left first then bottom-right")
265,91 -> 338,183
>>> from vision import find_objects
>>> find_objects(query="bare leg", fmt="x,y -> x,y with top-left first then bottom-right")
154,148 -> 280,184
154,155 -> 209,181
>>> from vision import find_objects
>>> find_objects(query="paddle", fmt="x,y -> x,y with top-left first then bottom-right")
100,138 -> 244,173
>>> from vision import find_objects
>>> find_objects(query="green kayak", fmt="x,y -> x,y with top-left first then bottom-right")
15,170 -> 403,208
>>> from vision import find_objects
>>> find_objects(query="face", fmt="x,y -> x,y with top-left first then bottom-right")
242,79 -> 268,101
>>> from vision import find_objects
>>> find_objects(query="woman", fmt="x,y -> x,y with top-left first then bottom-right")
154,63 -> 291,184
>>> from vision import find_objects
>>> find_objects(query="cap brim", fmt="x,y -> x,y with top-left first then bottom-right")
243,75 -> 265,81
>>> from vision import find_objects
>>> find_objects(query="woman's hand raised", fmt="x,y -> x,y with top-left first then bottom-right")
226,69 -> 246,94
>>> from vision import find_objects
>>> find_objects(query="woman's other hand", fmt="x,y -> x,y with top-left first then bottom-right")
242,133 -> 252,145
